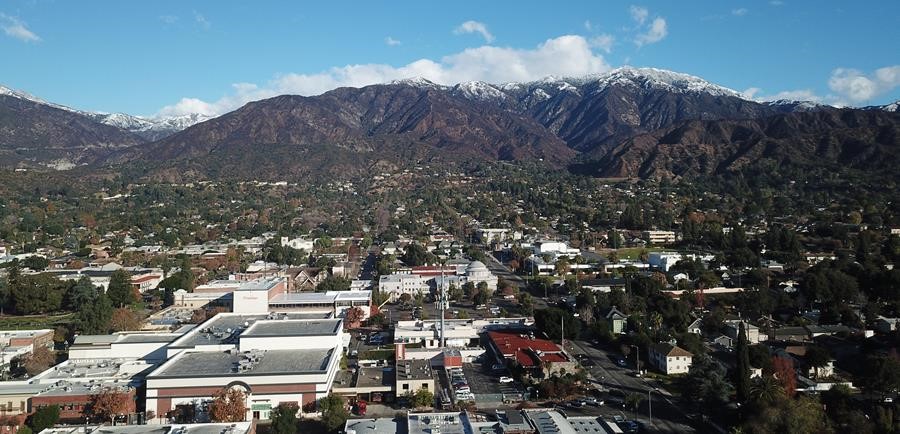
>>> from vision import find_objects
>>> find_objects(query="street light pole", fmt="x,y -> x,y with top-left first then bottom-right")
629,345 -> 640,373
648,389 -> 653,425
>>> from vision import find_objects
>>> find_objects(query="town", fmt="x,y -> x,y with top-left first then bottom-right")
0,170 -> 897,434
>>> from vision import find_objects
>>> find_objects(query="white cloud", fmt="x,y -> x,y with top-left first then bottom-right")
194,12 -> 211,30
157,35 -> 610,117
732,8 -> 748,16
589,34 -> 615,53
159,15 -> 179,25
635,17 -> 667,46
385,36 -> 401,46
744,87 -> 823,103
828,66 -> 900,104
583,20 -> 593,31
629,6 -> 649,25
453,20 -> 494,43
0,13 -> 40,42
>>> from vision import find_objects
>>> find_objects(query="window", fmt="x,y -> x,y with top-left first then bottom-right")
402,384 -> 409,390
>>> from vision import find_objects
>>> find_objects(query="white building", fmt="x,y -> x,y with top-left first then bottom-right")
643,230 -> 677,245
280,237 -> 314,252
379,274 -> 430,302
68,333 -> 183,362
648,343 -> 693,375
533,241 -> 580,258
648,252 -> 683,272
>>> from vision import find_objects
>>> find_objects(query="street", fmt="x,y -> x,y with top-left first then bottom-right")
568,339 -> 697,433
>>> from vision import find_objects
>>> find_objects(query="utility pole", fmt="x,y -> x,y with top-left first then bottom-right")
561,316 -> 565,349
648,389 -> 653,425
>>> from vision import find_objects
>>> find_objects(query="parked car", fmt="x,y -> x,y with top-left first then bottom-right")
492,363 -> 506,371
616,358 -> 627,367
568,400 -> 586,408
499,376 -> 514,383
612,415 -> 625,423
582,397 -> 603,406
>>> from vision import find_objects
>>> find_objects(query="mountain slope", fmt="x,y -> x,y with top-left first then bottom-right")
115,82 -> 576,180
584,108 -> 900,179
0,94 -> 144,168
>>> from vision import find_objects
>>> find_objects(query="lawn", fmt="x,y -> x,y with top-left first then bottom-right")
0,313 -> 73,329
610,247 -> 665,261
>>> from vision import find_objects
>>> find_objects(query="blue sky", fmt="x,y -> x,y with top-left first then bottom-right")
1,0 -> 898,117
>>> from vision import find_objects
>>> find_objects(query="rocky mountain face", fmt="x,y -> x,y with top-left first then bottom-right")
0,94 -> 144,169
583,108 -> 900,179
3,68 -> 897,181
114,82 -> 578,180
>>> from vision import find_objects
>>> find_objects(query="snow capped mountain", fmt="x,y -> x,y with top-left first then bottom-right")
864,100 -> 899,112
581,66 -> 744,97
88,112 -> 213,141
388,77 -> 448,90
0,84 -> 210,141
764,99 -> 828,112
450,81 -> 507,101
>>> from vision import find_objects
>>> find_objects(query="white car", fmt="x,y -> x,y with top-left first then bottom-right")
499,376 -> 514,383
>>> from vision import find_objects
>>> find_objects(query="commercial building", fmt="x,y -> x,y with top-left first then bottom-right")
0,329 -> 53,373
378,274 -> 430,302
395,358 -> 435,397
146,314 -> 345,423
68,333 -> 182,362
486,331 -> 575,378
393,318 -> 532,349
642,230 -> 677,245
431,261 -> 498,292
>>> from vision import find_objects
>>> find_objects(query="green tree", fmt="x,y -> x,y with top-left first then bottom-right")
316,276 -> 351,292
412,388 -> 434,408
106,269 -> 135,307
75,293 -> 113,334
735,322 -> 751,403
680,355 -> 732,419
270,403 -> 299,434
21,256 -> 49,271
27,405 -> 59,432
65,276 -> 96,311
534,308 -> 581,341
317,395 -> 348,432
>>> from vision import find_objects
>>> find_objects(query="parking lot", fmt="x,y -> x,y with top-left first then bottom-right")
462,363 -> 524,403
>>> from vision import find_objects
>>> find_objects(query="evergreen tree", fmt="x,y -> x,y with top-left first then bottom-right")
106,269 -> 134,307
65,276 -> 96,311
735,321 -> 751,403
269,403 -> 298,434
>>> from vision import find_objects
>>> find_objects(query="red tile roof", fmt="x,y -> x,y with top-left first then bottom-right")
487,330 -> 568,368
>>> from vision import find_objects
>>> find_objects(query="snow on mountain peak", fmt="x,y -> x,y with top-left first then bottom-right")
452,81 -> 507,101
582,66 -> 743,97
1,83 -> 211,140
390,77 -> 446,89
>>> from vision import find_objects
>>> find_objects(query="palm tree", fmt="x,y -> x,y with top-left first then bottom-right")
625,393 -> 645,420
749,375 -> 783,406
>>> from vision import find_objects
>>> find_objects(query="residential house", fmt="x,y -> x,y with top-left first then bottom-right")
875,316 -> 900,333
725,320 -> 762,344
605,307 -> 628,335
686,318 -> 703,335
648,343 -> 693,375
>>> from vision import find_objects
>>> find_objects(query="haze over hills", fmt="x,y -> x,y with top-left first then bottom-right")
1,67 -> 898,180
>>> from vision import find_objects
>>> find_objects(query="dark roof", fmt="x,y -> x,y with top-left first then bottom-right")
651,342 -> 693,358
